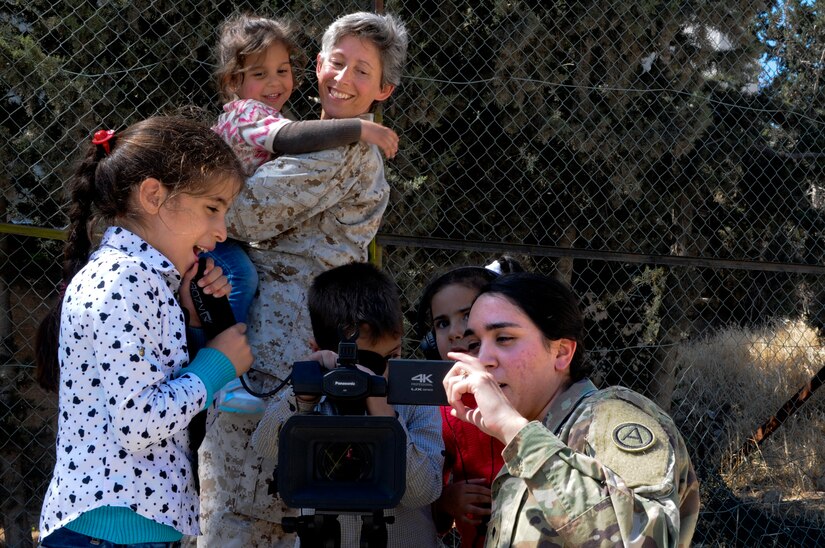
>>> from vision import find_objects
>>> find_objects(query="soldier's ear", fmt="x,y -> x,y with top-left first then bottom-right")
553,339 -> 575,372
374,83 -> 395,103
316,53 -> 324,80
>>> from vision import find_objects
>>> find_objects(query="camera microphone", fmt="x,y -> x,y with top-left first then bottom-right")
189,256 -> 236,338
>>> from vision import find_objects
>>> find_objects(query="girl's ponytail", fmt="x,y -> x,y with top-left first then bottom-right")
35,144 -> 100,392
63,147 -> 100,281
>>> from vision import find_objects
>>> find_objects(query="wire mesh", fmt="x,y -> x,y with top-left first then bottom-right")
3,0 -> 825,545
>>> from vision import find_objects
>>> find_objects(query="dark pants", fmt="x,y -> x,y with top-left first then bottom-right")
39,528 -> 181,548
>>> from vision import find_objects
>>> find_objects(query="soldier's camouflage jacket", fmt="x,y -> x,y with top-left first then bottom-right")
487,379 -> 700,547
195,143 -> 390,548
223,142 -> 388,381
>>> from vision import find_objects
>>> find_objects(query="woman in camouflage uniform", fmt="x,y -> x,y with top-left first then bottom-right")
443,272 -> 700,547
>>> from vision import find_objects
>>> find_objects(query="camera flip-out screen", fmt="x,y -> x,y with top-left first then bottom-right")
386,359 -> 453,406
277,415 -> 407,512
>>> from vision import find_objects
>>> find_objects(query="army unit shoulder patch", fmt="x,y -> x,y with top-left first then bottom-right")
588,398 -> 672,490
612,422 -> 656,452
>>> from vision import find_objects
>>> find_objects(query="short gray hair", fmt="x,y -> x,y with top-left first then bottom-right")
320,12 -> 409,88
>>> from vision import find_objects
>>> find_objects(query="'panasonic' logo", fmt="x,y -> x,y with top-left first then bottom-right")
334,381 -> 357,386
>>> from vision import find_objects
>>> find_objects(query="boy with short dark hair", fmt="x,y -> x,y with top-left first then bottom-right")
254,262 -> 444,547
307,261 -> 403,354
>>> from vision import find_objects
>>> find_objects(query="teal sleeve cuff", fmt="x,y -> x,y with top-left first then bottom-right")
178,347 -> 236,410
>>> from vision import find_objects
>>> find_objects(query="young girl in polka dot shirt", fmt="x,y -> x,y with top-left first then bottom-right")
35,116 -> 253,548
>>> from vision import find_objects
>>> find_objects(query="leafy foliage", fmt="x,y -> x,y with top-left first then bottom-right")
2,0 -> 825,544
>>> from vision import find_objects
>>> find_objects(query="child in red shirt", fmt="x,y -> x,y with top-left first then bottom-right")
416,258 -> 522,547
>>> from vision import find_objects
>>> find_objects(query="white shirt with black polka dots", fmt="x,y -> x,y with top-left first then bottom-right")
39,226 -> 207,538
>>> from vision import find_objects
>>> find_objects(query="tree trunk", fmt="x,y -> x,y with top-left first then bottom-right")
653,189 -> 704,411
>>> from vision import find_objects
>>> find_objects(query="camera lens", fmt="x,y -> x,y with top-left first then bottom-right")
315,442 -> 373,482
278,416 -> 407,511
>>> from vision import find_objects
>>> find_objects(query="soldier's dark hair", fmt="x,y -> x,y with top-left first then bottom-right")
479,272 -> 591,381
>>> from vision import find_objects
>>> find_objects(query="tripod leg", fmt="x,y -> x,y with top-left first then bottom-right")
282,514 -> 341,548
360,510 -> 389,548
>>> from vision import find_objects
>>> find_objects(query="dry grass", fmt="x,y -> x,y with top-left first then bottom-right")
0,527 -> 40,545
672,319 -> 825,521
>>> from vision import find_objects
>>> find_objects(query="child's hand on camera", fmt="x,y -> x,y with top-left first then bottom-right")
179,257 -> 231,327
294,350 -> 338,403
355,363 -> 394,418
360,120 -> 399,159
207,323 -> 253,376
308,350 -> 339,370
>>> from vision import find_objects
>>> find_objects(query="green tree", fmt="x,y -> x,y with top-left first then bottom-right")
3,0 -> 825,543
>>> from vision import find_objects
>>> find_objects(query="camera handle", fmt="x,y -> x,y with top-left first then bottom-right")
187,256 -> 240,466
281,511 -> 393,548
189,256 -> 237,339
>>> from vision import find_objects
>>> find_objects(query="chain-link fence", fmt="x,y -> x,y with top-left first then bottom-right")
3,0 -> 825,546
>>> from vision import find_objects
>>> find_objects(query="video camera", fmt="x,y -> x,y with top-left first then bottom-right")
290,333 -> 387,403
189,260 -> 458,547
289,332 -> 453,409
278,332 -> 452,511
277,333 -> 452,547
278,331 -> 404,514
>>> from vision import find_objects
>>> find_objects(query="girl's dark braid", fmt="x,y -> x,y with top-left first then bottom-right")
36,143 -> 107,392
63,146 -> 102,281
62,133 -> 134,280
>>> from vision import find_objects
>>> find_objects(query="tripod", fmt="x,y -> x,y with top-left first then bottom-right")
283,510 -> 394,548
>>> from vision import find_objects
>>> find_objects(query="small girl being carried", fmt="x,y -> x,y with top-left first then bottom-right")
35,116 -> 253,547
208,13 -> 399,323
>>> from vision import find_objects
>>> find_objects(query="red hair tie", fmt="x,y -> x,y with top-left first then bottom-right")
92,129 -> 115,155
